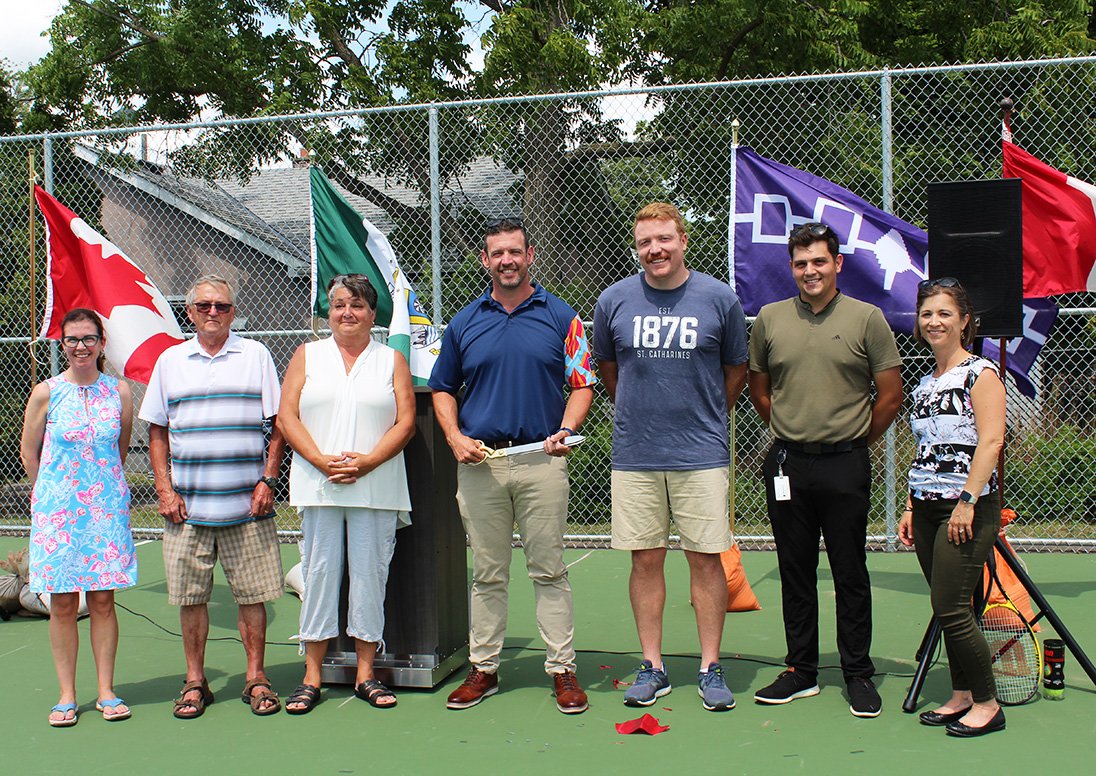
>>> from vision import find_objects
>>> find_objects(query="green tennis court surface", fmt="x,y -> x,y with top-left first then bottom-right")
3,537 -> 1093,774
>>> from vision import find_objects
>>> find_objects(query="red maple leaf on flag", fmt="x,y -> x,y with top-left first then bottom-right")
35,185 -> 184,383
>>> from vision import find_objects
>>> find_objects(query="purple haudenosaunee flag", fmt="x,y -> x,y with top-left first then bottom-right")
728,145 -> 1057,398
729,145 -> 928,334
982,298 -> 1058,399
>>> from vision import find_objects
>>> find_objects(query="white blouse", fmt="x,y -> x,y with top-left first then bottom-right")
288,337 -> 411,523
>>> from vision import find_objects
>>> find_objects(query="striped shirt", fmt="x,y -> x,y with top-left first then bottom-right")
139,333 -> 280,526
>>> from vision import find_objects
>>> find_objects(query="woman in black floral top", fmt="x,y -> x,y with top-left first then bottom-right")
898,278 -> 1006,738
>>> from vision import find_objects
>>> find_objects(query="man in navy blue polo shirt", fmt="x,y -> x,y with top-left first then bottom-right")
429,217 -> 596,714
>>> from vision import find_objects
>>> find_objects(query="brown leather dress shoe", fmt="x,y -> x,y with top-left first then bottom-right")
553,671 -> 589,714
446,668 -> 498,710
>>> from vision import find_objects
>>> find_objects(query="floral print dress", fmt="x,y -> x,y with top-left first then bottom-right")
28,374 -> 137,593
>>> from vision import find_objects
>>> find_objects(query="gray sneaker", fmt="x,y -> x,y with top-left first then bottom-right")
697,663 -> 736,711
623,660 -> 672,707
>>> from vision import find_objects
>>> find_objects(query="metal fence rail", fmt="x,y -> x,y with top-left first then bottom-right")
1,58 -> 1094,549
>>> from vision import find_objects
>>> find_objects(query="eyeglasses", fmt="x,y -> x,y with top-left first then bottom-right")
790,222 -> 835,240
192,301 -> 234,314
62,334 -> 101,348
918,277 -> 961,291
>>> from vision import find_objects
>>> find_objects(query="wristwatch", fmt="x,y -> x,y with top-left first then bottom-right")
958,489 -> 977,505
258,476 -> 279,489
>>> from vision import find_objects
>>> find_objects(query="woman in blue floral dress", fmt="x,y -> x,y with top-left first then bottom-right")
20,308 -> 136,727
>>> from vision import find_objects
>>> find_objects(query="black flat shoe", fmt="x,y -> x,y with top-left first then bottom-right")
918,706 -> 973,726
945,708 -> 1006,737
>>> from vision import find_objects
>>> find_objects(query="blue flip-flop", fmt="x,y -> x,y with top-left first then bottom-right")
48,702 -> 78,727
96,697 -> 131,721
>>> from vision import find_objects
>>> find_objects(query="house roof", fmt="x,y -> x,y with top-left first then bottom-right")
74,144 -> 310,275
74,142 -> 521,272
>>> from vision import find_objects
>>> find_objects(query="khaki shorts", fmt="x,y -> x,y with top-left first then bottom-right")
611,467 -> 732,553
163,518 -> 284,606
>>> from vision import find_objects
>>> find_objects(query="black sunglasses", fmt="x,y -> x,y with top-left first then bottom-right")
486,217 -> 524,230
327,273 -> 373,292
918,277 -> 961,291
192,301 -> 234,314
62,334 -> 101,348
790,222 -> 835,240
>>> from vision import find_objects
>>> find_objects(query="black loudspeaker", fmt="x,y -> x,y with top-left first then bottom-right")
927,179 -> 1023,338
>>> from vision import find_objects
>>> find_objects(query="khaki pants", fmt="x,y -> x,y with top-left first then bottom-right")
455,452 -> 575,675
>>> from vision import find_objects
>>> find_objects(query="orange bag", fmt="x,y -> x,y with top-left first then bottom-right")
720,543 -> 761,612
981,509 -> 1038,629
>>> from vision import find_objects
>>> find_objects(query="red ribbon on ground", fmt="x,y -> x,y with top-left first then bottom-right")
615,713 -> 670,735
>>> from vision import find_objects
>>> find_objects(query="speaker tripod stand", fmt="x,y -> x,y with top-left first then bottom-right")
901,532 -> 1096,712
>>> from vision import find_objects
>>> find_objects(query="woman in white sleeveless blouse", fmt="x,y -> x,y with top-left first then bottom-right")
898,278 -> 1006,738
279,275 -> 414,714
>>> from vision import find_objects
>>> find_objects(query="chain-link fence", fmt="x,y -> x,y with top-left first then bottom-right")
2,58 -> 1094,549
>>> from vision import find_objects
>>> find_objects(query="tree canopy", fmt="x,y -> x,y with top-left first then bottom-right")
18,1 -> 1095,131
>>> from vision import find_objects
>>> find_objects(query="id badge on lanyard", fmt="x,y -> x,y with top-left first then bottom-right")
773,446 -> 791,501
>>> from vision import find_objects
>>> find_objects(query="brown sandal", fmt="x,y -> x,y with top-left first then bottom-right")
173,679 -> 214,720
241,679 -> 282,716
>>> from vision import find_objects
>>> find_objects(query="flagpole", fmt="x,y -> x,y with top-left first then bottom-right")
996,97 -> 1015,504
727,118 -> 740,542
27,150 -> 38,385
727,119 -> 740,292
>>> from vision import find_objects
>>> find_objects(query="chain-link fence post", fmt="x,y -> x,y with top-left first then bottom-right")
42,135 -> 60,376
429,106 -> 443,323
880,68 -> 900,551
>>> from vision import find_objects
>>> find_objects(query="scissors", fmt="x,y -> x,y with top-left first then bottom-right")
470,435 -> 586,464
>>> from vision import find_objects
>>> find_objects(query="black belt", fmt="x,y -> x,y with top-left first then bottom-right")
778,437 -> 868,455
482,438 -> 534,449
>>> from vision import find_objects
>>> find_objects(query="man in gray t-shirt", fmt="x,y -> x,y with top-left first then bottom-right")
593,202 -> 748,712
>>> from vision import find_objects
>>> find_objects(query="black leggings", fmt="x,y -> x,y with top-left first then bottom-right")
911,492 -> 1000,703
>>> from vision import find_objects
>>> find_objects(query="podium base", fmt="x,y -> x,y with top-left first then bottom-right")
321,647 -> 468,689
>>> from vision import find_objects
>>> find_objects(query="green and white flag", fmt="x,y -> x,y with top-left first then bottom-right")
308,167 -> 440,384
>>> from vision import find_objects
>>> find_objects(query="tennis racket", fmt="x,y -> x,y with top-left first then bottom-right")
978,555 -> 1042,705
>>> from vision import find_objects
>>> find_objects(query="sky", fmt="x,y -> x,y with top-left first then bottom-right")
0,1 -> 61,69
0,1 -> 485,72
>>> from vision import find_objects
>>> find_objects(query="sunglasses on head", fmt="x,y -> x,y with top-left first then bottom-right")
328,273 -> 372,292
791,222 -> 835,240
485,217 -> 524,230
918,277 -> 961,291
192,302 -> 234,314
62,334 -> 101,348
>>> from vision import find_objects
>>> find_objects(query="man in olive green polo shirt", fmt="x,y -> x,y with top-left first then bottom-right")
747,222 -> 902,718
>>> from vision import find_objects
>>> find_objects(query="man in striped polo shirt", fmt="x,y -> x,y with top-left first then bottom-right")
140,275 -> 286,719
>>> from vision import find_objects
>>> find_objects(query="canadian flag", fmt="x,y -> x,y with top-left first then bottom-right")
1002,139 -> 1096,297
34,186 -> 184,383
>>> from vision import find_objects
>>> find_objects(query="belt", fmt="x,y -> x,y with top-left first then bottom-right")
778,437 -> 868,455
482,439 -> 534,449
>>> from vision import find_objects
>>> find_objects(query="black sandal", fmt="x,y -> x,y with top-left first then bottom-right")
285,684 -> 322,715
355,679 -> 397,708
